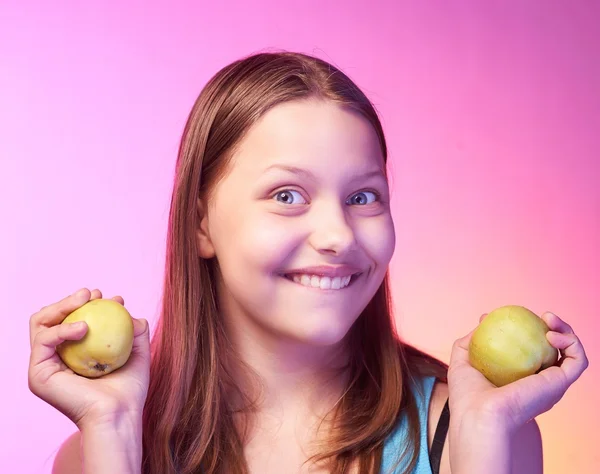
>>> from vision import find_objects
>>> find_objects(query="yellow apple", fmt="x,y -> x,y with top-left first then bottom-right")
468,305 -> 558,387
56,299 -> 134,378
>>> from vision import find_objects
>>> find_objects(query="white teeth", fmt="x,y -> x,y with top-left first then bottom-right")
287,274 -> 355,290
319,277 -> 331,290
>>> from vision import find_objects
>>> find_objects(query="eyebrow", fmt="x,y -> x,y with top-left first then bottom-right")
263,164 -> 386,183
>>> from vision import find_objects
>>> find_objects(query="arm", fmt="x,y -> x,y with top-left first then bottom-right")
429,382 -> 543,474
450,411 -> 543,474
53,416 -> 142,474
81,415 -> 143,474
512,419 -> 543,474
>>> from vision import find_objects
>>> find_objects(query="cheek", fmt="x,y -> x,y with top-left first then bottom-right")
212,207 -> 300,273
357,215 -> 396,266
245,217 -> 300,269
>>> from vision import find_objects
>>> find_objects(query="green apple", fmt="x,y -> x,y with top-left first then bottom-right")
468,305 -> 558,387
56,299 -> 134,378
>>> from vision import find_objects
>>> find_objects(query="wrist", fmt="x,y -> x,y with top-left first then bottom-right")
78,408 -> 143,434
450,410 -> 512,474
80,413 -> 143,474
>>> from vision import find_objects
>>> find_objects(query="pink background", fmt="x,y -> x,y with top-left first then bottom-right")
2,1 -> 598,472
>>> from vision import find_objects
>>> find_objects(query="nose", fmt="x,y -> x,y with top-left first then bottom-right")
308,203 -> 357,256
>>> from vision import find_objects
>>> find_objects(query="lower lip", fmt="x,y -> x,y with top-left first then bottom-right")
280,273 -> 361,291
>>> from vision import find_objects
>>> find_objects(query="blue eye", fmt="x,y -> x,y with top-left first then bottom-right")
348,191 -> 378,205
274,190 -> 307,205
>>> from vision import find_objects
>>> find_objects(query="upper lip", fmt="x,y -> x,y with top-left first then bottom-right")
282,265 -> 363,278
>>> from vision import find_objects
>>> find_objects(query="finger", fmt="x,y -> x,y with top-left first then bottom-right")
30,289 -> 91,347
502,345 -> 588,428
132,317 -> 148,338
450,332 -> 473,365
448,330 -> 496,395
30,322 -> 88,367
499,365 -> 566,427
90,289 -> 103,300
542,312 -> 574,334
455,313 -> 488,353
453,324 -> 478,353
123,318 -> 150,376
111,295 -> 125,305
546,331 -> 589,385
450,317 -> 486,368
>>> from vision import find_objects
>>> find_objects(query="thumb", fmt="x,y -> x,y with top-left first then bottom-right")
125,317 -> 151,374
451,313 -> 488,365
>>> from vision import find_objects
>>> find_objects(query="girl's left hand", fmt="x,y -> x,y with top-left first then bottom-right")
447,311 -> 589,433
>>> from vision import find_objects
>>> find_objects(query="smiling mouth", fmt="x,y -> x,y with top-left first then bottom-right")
281,273 -> 361,291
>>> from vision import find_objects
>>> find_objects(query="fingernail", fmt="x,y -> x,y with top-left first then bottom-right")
73,288 -> 86,298
71,321 -> 85,329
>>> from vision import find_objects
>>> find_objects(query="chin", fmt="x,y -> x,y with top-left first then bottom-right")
286,320 -> 355,347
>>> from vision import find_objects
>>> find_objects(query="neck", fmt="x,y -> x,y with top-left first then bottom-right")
220,309 -> 351,420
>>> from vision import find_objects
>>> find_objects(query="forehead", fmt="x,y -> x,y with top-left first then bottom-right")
229,100 -> 385,177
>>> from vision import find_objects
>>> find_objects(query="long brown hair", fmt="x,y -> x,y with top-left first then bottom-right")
142,50 -> 448,474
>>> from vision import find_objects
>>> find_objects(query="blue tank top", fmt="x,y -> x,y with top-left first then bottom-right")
170,375 -> 442,473
380,375 -> 437,474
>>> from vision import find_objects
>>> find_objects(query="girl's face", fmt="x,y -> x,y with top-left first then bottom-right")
200,100 -> 395,348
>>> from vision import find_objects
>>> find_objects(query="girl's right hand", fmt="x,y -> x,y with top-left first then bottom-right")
28,288 -> 151,431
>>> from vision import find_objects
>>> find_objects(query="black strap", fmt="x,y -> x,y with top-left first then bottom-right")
429,398 -> 450,474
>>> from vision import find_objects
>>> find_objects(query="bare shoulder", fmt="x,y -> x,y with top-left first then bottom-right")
427,380 -> 451,474
427,381 -> 543,474
428,379 -> 449,428
52,431 -> 82,474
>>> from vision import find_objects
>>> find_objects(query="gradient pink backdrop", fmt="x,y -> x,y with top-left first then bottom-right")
2,1 -> 598,472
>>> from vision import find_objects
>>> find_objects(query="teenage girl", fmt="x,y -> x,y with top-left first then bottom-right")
28,51 -> 588,474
